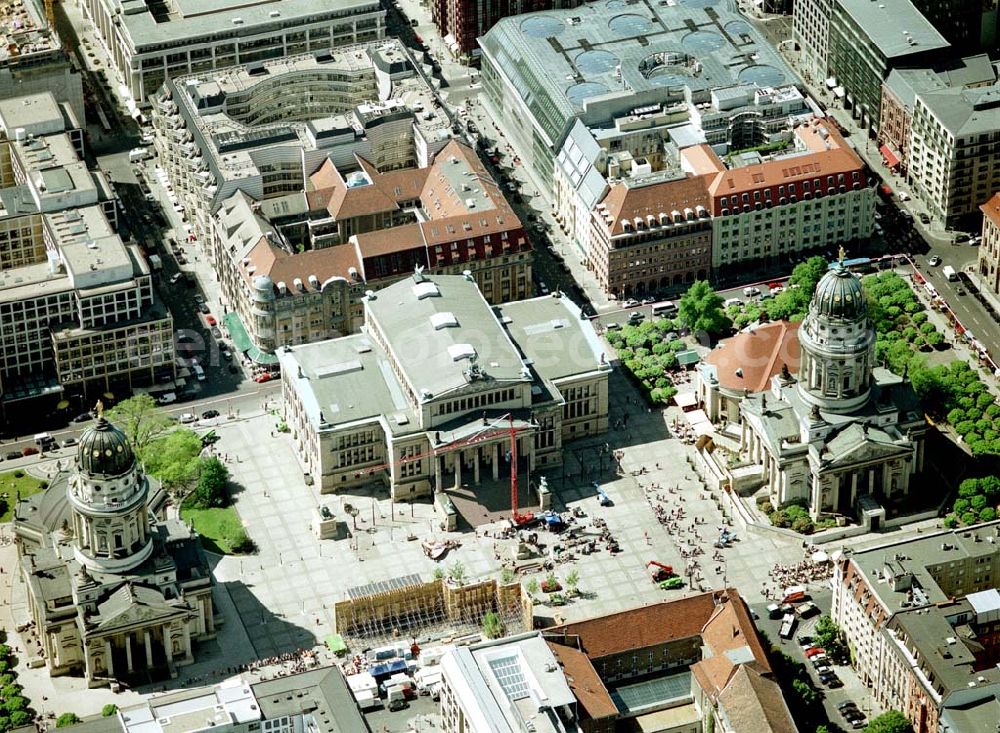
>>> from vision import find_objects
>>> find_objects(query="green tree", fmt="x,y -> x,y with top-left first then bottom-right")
102,704 -> 118,717
192,456 -> 230,509
56,713 -> 82,728
813,615 -> 846,658
864,710 -> 913,733
525,578 -> 539,596
448,561 -> 466,585
482,611 -> 504,639
142,429 -> 203,490
789,256 -> 829,293
679,280 -> 730,337
816,726 -> 831,733
4,695 -> 28,712
565,569 -> 580,596
791,678 -> 818,706
107,395 -> 173,455
9,710 -> 30,727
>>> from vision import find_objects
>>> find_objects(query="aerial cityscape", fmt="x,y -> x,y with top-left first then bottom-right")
2,0 -> 1000,731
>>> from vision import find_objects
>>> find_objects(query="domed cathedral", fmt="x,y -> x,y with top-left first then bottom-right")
13,407 -> 215,687
738,253 -> 928,527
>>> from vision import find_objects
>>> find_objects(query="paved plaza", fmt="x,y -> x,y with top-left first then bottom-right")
207,371 -> 808,656
0,373 -> 813,719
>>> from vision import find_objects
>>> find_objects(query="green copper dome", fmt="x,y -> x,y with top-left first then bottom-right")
811,264 -> 867,321
77,417 -> 135,477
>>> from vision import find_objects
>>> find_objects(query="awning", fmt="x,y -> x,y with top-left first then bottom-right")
674,392 -> 698,409
811,551 -> 830,563
879,144 -> 900,169
825,77 -> 837,89
247,345 -> 280,365
834,86 -> 846,99
676,349 -> 701,366
222,311 -> 252,354
325,634 -> 348,655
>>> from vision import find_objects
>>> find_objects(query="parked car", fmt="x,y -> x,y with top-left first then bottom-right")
178,413 -> 197,424
743,286 -> 761,297
836,701 -> 859,712
254,373 -> 272,383
804,647 -> 826,658
919,212 -> 930,224
194,294 -> 205,305
819,673 -> 842,688
198,303 -> 210,314
796,635 -> 813,648
211,326 -> 222,339
169,273 -> 183,284
202,409 -> 220,419
5,451 -> 21,460
228,364 -> 240,374
61,437 -> 78,448
623,299 -> 640,308
205,315 -> 217,326
929,256 -> 941,266
22,446 -> 39,456
73,412 -> 93,423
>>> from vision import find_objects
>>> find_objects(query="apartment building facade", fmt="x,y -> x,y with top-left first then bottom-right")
827,0 -> 949,132
151,42 -> 450,246
907,85 -> 1000,228
588,176 -> 713,299
82,0 -> 386,103
831,523 -> 1000,733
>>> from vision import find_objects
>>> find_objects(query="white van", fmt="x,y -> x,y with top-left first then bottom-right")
942,265 -> 958,281
34,432 -> 55,447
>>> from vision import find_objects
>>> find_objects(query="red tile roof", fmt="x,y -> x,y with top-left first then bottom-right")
981,192 -> 1000,228
705,321 -> 800,392
243,239 -> 360,291
548,591 -> 720,659
707,119 -> 864,198
598,174 -> 713,236
546,642 -> 617,721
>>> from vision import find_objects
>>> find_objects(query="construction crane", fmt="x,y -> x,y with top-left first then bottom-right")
347,412 -> 537,525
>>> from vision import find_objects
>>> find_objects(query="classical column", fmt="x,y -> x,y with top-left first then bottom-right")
105,639 -> 114,678
144,630 -> 153,667
868,469 -> 875,493
492,444 -> 500,480
454,452 -> 462,489
851,473 -> 858,506
434,455 -> 442,492
84,645 -> 94,682
206,595 -> 215,634
473,448 -> 480,484
183,625 -> 192,661
125,633 -> 134,673
163,626 -> 173,662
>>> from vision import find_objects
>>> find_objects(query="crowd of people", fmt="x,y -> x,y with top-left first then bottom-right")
761,556 -> 833,600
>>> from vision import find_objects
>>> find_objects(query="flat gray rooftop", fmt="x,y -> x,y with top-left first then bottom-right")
365,274 -> 528,401
849,521 -> 1000,613
480,0 -> 794,143
834,0 -> 949,59
917,83 -> 1000,137
276,334 -> 418,435
498,294 -> 609,382
120,0 -> 382,50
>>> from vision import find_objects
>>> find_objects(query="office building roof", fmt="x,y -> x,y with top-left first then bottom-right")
252,666 -> 369,732
884,55 -> 995,111
117,0 -> 381,51
598,174 -> 711,236
0,92 -> 65,135
120,679 -> 260,733
497,294 -> 610,383
546,642 -> 617,721
834,0 -> 949,59
717,666 -> 797,733
479,0 -> 793,145
442,633 -> 577,733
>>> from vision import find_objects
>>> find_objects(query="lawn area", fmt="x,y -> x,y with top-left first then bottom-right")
180,503 -> 249,555
0,471 -> 46,522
